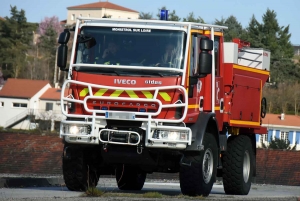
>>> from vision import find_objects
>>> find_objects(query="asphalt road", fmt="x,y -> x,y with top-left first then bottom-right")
0,178 -> 299,201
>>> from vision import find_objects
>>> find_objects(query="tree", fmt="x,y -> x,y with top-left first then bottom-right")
183,12 -> 204,23
39,16 -> 62,36
139,12 -> 153,19
0,6 -> 37,78
242,15 -> 263,47
39,26 -> 57,82
168,10 -> 181,21
267,137 -> 296,150
259,9 -> 298,83
261,9 -> 279,54
214,15 -> 243,42
288,81 -> 300,115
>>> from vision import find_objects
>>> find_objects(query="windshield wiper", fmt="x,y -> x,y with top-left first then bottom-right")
75,67 -> 120,76
151,72 -> 164,77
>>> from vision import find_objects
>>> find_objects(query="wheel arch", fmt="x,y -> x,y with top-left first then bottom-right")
186,112 -> 219,151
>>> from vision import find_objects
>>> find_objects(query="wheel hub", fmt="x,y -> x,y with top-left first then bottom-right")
202,148 -> 213,184
243,150 -> 250,183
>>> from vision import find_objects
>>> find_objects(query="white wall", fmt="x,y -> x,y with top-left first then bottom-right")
0,97 -> 30,128
37,99 -> 65,121
67,8 -> 139,24
29,84 -> 51,111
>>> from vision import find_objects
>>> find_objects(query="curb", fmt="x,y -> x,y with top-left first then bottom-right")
0,177 -> 65,188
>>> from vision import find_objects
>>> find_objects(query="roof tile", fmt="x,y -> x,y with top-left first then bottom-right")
0,78 -> 49,98
67,1 -> 138,13
40,88 -> 68,100
262,113 -> 300,127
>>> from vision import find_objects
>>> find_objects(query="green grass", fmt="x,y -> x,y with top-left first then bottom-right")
82,189 -> 207,200
84,187 -> 105,197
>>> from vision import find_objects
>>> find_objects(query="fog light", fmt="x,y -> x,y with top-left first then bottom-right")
69,126 -> 79,134
66,125 -> 90,135
168,131 -> 179,140
152,130 -> 188,141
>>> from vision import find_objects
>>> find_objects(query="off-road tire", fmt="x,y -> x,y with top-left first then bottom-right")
180,133 -> 218,196
222,135 -> 254,195
62,146 -> 100,191
115,165 -> 146,190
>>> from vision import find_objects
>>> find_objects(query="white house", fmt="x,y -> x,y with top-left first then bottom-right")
66,1 -> 139,25
257,113 -> 300,150
0,78 -> 51,129
0,79 -> 68,130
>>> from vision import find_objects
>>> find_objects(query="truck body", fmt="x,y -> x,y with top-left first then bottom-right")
57,17 -> 270,196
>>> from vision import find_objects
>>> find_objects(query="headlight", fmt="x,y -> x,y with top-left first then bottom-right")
153,130 -> 188,141
64,125 -> 91,135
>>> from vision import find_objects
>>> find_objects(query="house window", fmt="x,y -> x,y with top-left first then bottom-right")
46,102 -> 53,111
12,103 -> 27,108
280,131 -> 289,143
71,14 -> 75,21
0,101 -> 3,107
260,134 -> 268,144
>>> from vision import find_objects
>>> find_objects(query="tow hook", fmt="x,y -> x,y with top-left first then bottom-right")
137,145 -> 143,154
103,144 -> 108,152
180,155 -> 192,167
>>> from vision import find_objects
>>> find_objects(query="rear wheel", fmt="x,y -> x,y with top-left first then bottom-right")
116,165 -> 146,190
180,133 -> 217,196
222,135 -> 254,195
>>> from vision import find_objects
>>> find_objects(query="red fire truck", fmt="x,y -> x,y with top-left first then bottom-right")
57,16 -> 270,196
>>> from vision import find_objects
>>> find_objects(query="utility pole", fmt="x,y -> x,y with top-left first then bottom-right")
53,47 -> 58,87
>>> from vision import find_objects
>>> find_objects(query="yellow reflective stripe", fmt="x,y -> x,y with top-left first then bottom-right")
126,90 -> 138,98
142,91 -> 153,99
159,92 -> 171,101
188,104 -> 199,109
94,89 -> 108,96
230,120 -> 260,126
110,89 -> 123,97
233,64 -> 270,75
79,88 -> 89,97
215,106 -> 220,111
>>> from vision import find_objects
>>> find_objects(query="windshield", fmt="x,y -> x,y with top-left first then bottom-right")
75,26 -> 186,69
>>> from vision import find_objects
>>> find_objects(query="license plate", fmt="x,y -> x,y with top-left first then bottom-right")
105,112 -> 135,120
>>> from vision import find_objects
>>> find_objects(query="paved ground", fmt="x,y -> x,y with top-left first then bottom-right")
0,176 -> 300,200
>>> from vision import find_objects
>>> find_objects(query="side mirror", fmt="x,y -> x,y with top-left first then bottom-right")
57,29 -> 70,71
57,45 -> 68,70
198,38 -> 213,76
58,29 -> 70,44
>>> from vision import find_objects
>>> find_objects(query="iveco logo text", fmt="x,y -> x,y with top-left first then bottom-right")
145,80 -> 162,85
114,79 -> 136,85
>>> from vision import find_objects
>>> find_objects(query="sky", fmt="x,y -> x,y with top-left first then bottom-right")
0,0 -> 299,44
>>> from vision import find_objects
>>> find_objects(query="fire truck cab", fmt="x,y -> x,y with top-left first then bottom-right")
57,16 -> 270,196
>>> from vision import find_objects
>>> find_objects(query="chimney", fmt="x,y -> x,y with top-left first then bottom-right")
280,113 -> 285,120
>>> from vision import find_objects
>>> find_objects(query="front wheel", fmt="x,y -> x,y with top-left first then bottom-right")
62,146 -> 88,191
62,145 -> 100,191
180,133 -> 218,196
222,135 -> 254,195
